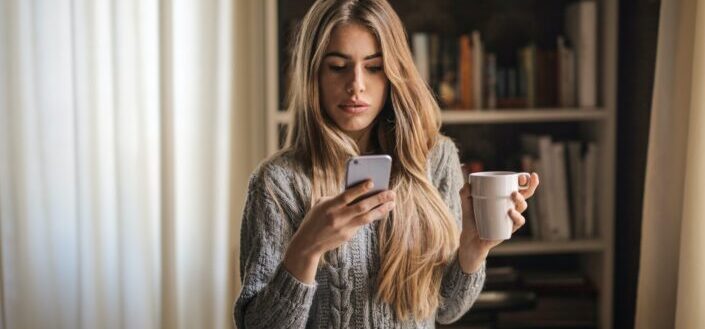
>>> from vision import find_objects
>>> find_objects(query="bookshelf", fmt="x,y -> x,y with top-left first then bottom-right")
440,108 -> 607,124
263,0 -> 617,328
274,108 -> 608,125
490,238 -> 604,256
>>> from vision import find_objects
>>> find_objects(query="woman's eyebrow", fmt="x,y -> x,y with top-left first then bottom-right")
323,51 -> 382,60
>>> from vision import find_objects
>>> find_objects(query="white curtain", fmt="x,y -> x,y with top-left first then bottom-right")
635,0 -> 705,327
0,0 -> 264,328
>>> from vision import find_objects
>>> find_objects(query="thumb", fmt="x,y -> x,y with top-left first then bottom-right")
460,182 -> 471,198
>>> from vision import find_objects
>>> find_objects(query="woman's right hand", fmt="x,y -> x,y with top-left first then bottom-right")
283,180 -> 396,283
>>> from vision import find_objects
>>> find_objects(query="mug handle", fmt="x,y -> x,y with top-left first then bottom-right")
518,172 -> 531,190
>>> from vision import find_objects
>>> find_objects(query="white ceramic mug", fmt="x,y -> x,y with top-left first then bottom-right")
469,171 -> 531,240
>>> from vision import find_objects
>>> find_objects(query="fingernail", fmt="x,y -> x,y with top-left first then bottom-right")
367,181 -> 374,189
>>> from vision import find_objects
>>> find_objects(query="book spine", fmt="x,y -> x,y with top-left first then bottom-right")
472,31 -> 483,109
567,141 -> 585,238
519,45 -> 536,108
552,142 -> 572,240
566,1 -> 597,107
458,34 -> 474,109
412,33 -> 430,83
486,53 -> 497,109
583,143 -> 598,237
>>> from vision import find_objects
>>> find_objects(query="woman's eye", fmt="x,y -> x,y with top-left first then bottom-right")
367,66 -> 383,73
329,65 -> 346,71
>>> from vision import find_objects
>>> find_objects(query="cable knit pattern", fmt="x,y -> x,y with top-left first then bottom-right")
233,136 -> 486,329
326,247 -> 354,329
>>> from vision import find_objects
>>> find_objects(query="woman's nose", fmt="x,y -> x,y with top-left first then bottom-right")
346,66 -> 365,95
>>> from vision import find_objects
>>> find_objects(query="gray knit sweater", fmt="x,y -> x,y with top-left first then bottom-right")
233,136 -> 486,329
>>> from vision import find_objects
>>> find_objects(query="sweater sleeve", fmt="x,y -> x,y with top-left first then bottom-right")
432,137 -> 487,325
233,165 -> 317,329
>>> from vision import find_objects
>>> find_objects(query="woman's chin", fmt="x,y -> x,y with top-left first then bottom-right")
336,120 -> 374,134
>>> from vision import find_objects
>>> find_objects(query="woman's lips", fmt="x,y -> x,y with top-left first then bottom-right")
338,102 -> 370,114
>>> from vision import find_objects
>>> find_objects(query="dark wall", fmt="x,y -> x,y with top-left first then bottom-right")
615,0 -> 660,328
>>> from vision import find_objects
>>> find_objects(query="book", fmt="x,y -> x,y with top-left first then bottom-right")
518,45 -> 536,108
557,36 -> 577,107
497,295 -> 597,329
412,33 -> 430,83
565,0 -> 597,108
507,67 -> 526,97
566,141 -> 585,238
429,34 -> 441,93
551,142 -> 572,240
472,31 -> 484,109
497,67 -> 507,99
520,135 -> 556,240
485,53 -> 497,109
496,63 -> 529,108
537,136 -> 567,240
583,143 -> 598,237
485,266 -> 521,290
536,48 -> 558,107
507,67 -> 518,99
458,34 -> 475,109
522,135 -> 574,240
521,271 -> 596,296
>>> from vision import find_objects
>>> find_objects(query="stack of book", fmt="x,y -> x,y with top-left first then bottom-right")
519,134 -> 599,241
496,270 -> 598,329
456,267 -> 597,329
409,0 -> 597,110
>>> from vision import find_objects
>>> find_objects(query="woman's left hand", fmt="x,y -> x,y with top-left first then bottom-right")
456,172 -> 540,273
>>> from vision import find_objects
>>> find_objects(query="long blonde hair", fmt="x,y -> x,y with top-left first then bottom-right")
285,0 -> 460,321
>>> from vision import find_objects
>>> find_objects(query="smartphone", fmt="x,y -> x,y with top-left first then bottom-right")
345,154 -> 392,203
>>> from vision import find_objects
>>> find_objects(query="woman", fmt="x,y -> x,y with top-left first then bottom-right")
234,0 -> 539,328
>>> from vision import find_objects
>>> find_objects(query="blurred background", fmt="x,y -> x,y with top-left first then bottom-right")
0,0 -> 703,328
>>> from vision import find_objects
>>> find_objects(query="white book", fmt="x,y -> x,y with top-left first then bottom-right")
536,136 -> 560,240
412,33 -> 430,83
565,1 -> 597,108
583,143 -> 598,237
520,135 -> 553,240
532,158 -> 554,240
566,141 -> 584,238
551,143 -> 572,240
471,31 -> 483,109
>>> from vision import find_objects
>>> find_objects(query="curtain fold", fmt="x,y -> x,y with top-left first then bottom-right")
674,0 -> 705,326
0,0 -> 259,328
635,0 -> 705,327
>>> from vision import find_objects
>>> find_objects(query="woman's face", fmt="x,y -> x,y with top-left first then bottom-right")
319,22 -> 389,134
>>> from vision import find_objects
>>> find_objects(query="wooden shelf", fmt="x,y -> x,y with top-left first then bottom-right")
489,239 -> 604,256
274,108 -> 606,125
441,108 -> 607,124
